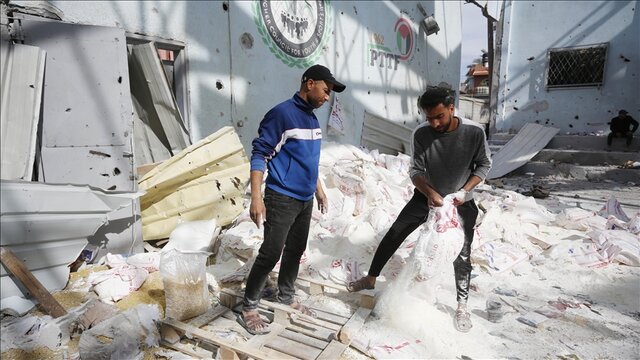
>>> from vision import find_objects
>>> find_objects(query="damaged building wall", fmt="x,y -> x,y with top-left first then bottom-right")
38,0 -> 462,152
495,0 -> 640,134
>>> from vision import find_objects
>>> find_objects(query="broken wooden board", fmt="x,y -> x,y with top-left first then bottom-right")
0,247 -> 66,318
164,285 -> 362,359
339,307 -> 372,344
272,271 -> 377,309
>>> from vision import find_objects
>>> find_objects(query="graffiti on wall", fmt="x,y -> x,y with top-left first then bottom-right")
254,0 -> 332,68
368,13 -> 416,70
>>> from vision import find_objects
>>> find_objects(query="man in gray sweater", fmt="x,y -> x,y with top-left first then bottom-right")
347,86 -> 492,333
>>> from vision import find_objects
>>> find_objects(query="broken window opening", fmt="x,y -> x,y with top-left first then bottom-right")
545,43 -> 608,89
125,34 -> 191,168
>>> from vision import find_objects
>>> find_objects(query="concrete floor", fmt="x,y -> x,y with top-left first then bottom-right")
488,172 -> 640,215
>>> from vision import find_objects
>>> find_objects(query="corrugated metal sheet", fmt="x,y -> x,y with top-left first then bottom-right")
361,111 -> 413,155
138,126 -> 249,240
0,42 -> 45,181
487,123 -> 559,179
0,180 -> 137,300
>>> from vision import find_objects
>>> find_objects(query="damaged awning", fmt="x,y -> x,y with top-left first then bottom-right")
138,126 -> 249,241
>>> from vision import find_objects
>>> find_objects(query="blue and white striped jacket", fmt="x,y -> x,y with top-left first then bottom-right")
250,92 -> 322,201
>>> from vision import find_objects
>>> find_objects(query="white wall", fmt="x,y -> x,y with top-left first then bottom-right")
45,0 -> 462,150
496,0 -> 640,134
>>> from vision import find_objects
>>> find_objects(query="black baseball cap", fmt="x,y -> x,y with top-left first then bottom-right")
619,109 -> 628,115
301,64 -> 346,93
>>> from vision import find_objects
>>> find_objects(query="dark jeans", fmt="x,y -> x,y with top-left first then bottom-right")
608,131 -> 633,146
242,187 -> 313,311
368,190 -> 479,303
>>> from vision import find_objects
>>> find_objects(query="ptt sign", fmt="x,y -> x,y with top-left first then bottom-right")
368,16 -> 416,70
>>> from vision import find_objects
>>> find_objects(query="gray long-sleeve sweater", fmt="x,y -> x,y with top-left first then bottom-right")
409,117 -> 492,197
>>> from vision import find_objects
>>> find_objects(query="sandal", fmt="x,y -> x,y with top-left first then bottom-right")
454,308 -> 473,333
236,311 -> 270,335
291,302 -> 317,318
347,277 -> 375,293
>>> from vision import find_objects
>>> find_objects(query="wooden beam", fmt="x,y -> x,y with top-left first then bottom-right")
338,307 -> 372,344
163,318 -> 273,360
279,328 -> 328,350
0,247 -> 67,318
316,340 -> 349,360
220,288 -> 341,332
187,305 -> 231,328
265,335 -> 322,360
360,291 -> 376,309
161,339 -> 214,358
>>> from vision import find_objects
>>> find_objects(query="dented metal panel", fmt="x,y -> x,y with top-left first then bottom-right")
18,19 -> 135,192
16,19 -> 143,258
0,180 -> 136,300
0,42 -> 45,181
130,42 -> 190,156
361,111 -> 413,155
487,123 -> 559,179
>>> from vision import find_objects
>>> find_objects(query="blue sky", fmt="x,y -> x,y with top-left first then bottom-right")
460,1 -> 500,84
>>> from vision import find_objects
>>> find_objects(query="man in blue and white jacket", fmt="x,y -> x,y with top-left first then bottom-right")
238,65 -> 346,335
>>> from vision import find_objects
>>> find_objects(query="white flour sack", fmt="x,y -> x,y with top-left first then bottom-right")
412,196 -> 465,282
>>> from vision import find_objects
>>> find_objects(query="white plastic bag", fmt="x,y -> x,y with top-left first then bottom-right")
162,219 -> 220,252
160,249 -> 210,320
411,196 -> 465,281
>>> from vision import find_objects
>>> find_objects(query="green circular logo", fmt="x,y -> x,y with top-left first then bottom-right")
254,0 -> 332,68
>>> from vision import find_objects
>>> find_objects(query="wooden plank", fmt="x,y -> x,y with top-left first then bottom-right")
308,307 -> 351,326
163,318 -> 273,360
0,247 -> 67,318
245,323 -> 286,348
220,290 -> 240,309
221,309 -> 335,343
188,304 -> 231,328
208,313 -> 258,338
339,307 -> 372,344
218,347 -> 240,360
285,321 -> 337,342
309,282 -> 324,296
161,339 -> 214,359
160,324 -> 181,344
279,329 -> 328,350
236,323 -> 298,360
220,288 -> 341,332
265,335 -> 322,360
360,291 -> 376,309
316,340 -> 349,360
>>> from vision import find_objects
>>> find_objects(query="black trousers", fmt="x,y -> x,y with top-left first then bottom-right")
243,188 -> 313,311
368,190 -> 479,303
608,131 -> 633,146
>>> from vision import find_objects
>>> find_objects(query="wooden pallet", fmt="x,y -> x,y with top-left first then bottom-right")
161,276 -> 374,359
